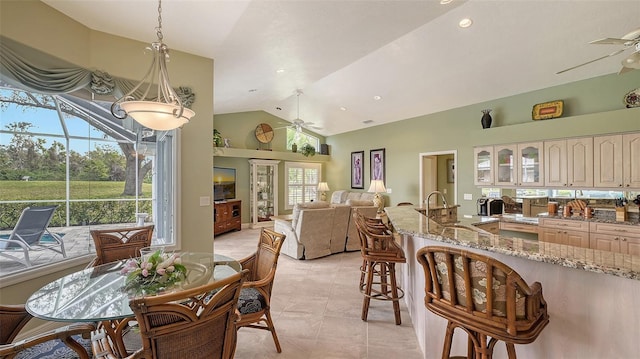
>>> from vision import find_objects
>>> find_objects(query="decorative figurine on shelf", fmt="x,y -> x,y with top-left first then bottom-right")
481,109 -> 493,129
224,138 -> 231,148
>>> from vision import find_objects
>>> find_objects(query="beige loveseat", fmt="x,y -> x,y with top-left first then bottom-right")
274,191 -> 378,260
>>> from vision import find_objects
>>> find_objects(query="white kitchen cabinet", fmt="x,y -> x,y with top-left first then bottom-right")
590,222 -> 640,255
545,137 -> 593,187
594,133 -> 640,189
473,146 -> 494,186
539,218 -> 589,248
594,134 -> 623,188
622,132 -> 640,188
495,142 -> 543,187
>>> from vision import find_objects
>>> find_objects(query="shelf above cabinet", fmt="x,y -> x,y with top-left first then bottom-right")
214,147 -> 329,162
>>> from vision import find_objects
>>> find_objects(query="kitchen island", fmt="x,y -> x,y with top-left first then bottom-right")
386,205 -> 640,359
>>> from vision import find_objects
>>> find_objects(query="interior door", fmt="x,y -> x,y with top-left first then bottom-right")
422,156 -> 437,206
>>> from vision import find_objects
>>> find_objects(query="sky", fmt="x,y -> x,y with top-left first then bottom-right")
1,93 -> 116,154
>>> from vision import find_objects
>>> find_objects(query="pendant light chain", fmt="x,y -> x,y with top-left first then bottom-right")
156,0 -> 163,42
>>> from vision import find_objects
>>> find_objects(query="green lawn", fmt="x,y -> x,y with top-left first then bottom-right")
1,181 -> 152,200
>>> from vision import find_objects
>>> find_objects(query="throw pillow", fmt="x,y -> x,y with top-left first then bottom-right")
330,190 -> 348,204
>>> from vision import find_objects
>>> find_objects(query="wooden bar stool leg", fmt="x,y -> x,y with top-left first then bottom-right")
389,262 -> 401,325
442,321 -> 456,359
361,260 -> 374,321
505,343 -> 517,359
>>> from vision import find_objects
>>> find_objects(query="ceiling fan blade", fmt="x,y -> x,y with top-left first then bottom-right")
590,37 -> 632,45
556,49 -> 626,74
618,66 -> 635,75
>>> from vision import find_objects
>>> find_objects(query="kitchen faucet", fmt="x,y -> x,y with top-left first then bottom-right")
425,190 -> 448,214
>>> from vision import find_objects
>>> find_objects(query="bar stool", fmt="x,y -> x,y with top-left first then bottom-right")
354,213 -> 406,325
416,246 -> 549,359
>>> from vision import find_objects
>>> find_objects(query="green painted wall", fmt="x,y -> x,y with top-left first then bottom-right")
213,111 -> 327,219
326,72 -> 640,216
0,1 -> 214,307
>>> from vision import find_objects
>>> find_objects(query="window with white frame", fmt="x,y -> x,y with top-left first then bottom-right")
286,128 -> 319,151
284,162 -> 321,209
0,82 -> 177,277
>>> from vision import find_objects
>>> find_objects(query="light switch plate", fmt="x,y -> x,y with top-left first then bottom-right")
199,196 -> 210,206
386,188 -> 392,193
464,193 -> 473,200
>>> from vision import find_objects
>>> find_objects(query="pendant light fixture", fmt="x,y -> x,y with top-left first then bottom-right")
111,0 -> 194,131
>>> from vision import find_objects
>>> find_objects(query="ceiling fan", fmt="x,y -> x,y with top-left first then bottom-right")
556,27 -> 640,75
276,89 -> 322,134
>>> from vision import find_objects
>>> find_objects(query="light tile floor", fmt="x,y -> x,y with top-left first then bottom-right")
215,227 -> 423,359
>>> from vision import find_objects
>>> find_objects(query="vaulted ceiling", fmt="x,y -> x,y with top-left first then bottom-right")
43,0 -> 640,136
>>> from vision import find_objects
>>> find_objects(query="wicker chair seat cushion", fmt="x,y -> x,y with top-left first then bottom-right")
433,253 -> 525,319
13,335 -> 92,359
237,288 -> 267,315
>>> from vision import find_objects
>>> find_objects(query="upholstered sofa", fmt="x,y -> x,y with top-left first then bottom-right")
274,191 -> 378,259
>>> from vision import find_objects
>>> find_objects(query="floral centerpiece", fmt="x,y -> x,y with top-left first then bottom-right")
121,250 -> 187,294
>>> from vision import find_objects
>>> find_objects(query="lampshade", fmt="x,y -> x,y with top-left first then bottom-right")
111,0 -> 195,131
120,102 -> 193,131
317,182 -> 330,192
368,180 -> 386,193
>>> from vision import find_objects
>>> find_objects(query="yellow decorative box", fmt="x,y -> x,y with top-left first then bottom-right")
532,100 -> 564,120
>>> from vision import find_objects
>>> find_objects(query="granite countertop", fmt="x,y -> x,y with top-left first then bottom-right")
537,213 -> 640,226
385,206 -> 640,280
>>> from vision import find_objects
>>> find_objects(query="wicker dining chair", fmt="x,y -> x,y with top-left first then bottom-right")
0,304 -> 95,359
89,225 -> 154,267
354,212 -> 406,325
91,269 -> 249,359
236,228 -> 286,353
88,225 -> 155,356
416,246 -> 549,359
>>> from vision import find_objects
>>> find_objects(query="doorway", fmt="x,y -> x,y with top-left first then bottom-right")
419,150 -> 457,207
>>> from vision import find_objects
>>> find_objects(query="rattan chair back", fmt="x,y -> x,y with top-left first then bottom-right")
1,304 -> 94,359
89,225 -> 154,266
416,246 -> 549,358
92,269 -> 249,359
236,228 -> 286,353
354,213 -> 405,263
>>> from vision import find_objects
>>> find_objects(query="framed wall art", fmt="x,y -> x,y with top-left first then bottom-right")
447,159 -> 455,183
370,148 -> 385,183
351,151 -> 364,189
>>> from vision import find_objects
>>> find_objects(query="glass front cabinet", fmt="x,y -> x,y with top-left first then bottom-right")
249,159 -> 280,228
474,146 -> 494,186
493,142 -> 544,187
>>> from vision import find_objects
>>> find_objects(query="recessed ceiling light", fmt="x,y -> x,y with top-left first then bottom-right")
373,95 -> 382,101
248,89 -> 258,92
459,18 -> 473,28
340,106 -> 347,111
276,68 -> 285,74
439,0 -> 453,4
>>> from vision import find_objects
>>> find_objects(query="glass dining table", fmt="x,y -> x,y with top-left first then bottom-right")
25,252 -> 241,357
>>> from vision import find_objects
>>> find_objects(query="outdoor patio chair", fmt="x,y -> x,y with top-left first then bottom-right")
0,205 -> 66,267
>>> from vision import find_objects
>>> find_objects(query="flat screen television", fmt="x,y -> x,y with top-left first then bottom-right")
213,167 -> 236,201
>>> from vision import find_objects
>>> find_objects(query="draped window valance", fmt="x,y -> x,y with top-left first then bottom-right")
0,36 -> 195,107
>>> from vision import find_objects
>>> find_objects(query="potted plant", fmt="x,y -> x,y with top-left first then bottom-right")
300,143 -> 316,157
213,129 -> 223,147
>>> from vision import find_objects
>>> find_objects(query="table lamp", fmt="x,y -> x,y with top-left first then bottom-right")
368,180 -> 386,213
317,182 -> 330,201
